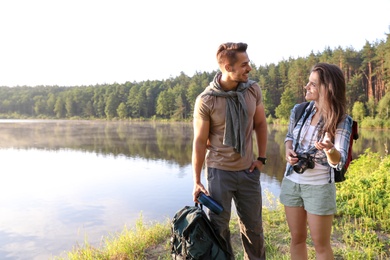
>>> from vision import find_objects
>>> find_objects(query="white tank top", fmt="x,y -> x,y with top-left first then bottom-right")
287,126 -> 330,184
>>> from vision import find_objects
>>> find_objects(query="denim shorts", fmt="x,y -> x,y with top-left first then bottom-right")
279,177 -> 336,215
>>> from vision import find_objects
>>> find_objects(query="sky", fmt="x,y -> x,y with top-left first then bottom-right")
0,0 -> 389,87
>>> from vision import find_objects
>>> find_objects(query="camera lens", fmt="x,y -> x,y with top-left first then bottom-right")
293,161 -> 308,174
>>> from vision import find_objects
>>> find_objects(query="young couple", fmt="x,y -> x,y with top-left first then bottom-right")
191,42 -> 352,259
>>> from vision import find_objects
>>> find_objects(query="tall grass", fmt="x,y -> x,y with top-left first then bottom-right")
54,216 -> 171,260
54,151 -> 390,260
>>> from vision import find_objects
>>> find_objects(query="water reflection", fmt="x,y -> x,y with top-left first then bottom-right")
0,148 -> 195,259
0,120 -> 387,170
0,120 -> 193,166
0,120 -> 388,259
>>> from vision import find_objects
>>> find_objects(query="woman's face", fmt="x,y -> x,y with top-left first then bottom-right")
305,71 -> 321,102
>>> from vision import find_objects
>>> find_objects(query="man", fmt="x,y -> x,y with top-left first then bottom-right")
192,42 -> 267,259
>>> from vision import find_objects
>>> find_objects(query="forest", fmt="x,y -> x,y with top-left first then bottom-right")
1,33 -> 389,127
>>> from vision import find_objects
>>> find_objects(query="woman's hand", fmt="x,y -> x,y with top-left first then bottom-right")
315,132 -> 334,151
286,148 -> 299,165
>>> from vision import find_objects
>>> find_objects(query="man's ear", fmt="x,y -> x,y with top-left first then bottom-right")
224,64 -> 232,72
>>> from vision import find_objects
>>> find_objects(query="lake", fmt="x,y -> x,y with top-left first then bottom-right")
0,120 -> 388,259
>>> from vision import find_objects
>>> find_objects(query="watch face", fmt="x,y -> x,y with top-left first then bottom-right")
257,157 -> 266,164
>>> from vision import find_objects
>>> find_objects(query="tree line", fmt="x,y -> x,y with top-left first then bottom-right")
1,33 -> 389,125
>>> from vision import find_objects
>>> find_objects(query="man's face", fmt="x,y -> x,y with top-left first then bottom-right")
228,52 -> 252,83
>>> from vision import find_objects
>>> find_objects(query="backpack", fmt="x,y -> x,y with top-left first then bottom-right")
170,204 -> 230,260
294,102 -> 359,182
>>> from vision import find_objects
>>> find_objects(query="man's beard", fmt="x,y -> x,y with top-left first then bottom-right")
232,71 -> 249,84
234,76 -> 249,83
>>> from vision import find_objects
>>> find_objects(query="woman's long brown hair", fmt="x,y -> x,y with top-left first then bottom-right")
312,63 -> 347,140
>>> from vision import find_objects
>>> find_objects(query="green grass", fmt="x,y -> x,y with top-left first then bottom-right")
54,151 -> 390,260
54,216 -> 172,260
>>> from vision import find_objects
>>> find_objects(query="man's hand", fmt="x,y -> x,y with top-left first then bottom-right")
193,183 -> 208,203
249,160 -> 263,172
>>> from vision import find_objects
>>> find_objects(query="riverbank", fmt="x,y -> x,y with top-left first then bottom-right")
54,151 -> 389,259
1,114 -> 390,129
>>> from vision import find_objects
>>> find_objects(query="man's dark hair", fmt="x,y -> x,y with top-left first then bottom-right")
216,42 -> 248,67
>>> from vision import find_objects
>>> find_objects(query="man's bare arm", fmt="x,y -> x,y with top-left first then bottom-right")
192,117 -> 210,201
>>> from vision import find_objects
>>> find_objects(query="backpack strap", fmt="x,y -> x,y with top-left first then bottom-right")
293,102 -> 314,152
294,101 -> 311,128
195,203 -> 203,210
352,120 -> 359,140
330,116 -> 358,183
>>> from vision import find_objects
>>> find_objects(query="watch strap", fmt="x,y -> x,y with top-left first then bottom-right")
257,157 -> 267,165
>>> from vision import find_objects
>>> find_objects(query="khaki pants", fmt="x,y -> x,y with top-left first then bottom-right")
206,167 -> 266,260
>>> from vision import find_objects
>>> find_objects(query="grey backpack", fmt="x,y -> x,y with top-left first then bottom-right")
170,204 -> 230,259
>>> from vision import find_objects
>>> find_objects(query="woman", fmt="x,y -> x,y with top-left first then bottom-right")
280,63 -> 353,259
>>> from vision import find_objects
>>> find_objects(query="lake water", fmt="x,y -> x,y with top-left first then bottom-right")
0,120 -> 388,259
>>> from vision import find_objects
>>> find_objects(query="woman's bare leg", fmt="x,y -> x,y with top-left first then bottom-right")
284,206 -> 308,260
307,213 -> 334,260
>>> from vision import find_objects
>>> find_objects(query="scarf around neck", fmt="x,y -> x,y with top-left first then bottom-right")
202,72 -> 255,157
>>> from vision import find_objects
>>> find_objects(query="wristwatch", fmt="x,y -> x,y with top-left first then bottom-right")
257,157 -> 267,165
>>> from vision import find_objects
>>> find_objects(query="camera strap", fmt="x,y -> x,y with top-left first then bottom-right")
294,102 -> 315,152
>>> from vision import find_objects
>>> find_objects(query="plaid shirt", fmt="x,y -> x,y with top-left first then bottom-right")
284,101 -> 353,177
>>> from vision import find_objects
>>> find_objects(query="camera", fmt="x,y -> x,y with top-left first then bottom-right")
293,152 -> 316,174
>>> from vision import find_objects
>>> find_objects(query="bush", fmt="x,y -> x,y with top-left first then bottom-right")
360,117 -> 383,128
352,101 -> 366,121
336,151 -> 390,230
